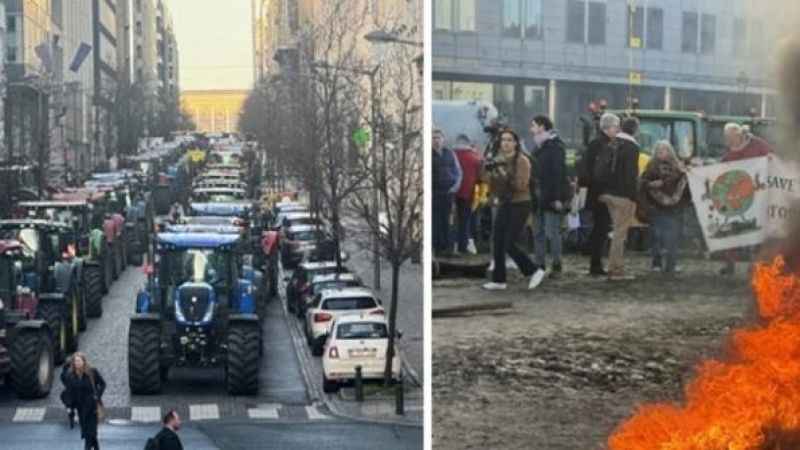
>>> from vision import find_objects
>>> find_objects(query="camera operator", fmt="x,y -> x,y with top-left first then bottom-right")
482,128 -> 545,291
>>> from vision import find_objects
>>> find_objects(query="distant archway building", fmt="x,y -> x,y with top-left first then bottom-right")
181,90 -> 248,133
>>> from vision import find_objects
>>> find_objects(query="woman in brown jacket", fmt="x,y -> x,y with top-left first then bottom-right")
483,129 -> 545,290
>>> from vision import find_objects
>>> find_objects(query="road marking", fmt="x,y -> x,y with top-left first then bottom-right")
305,405 -> 330,420
247,403 -> 281,419
131,406 -> 161,422
189,403 -> 220,421
12,407 -> 46,422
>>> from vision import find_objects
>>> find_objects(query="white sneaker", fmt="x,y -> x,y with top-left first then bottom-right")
529,269 -> 546,290
482,282 -> 507,291
466,239 -> 478,255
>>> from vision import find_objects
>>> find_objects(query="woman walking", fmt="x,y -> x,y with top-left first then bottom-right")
639,140 -> 689,275
483,128 -> 545,291
61,352 -> 106,450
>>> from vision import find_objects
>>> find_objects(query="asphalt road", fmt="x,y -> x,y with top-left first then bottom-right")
0,421 -> 422,450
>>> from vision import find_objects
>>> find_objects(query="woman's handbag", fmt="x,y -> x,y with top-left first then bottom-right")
89,370 -> 106,422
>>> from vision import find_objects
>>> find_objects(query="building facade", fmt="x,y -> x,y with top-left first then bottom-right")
92,0 -> 118,164
181,90 -> 248,134
433,0 -> 791,146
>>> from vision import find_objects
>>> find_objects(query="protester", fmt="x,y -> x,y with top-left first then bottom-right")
579,114 -> 616,276
719,122 -> 773,275
432,128 -> 462,255
61,352 -> 106,450
147,410 -> 184,450
596,116 -> 640,281
452,134 -> 482,255
639,140 -> 689,275
530,115 -> 567,278
482,128 -> 545,291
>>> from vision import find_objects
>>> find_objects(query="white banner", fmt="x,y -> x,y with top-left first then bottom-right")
687,156 -> 800,252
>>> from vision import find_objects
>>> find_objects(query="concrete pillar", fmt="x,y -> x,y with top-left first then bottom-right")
548,80 -> 557,120
761,93 -> 768,118
665,86 -> 672,111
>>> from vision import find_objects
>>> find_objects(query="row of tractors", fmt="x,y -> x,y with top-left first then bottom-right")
0,146 -> 183,399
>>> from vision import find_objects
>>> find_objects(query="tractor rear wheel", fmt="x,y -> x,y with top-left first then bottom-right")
225,322 -> 260,395
66,290 -> 80,354
9,328 -> 54,399
84,266 -> 104,318
102,249 -> 113,294
36,302 -> 66,365
128,320 -> 162,394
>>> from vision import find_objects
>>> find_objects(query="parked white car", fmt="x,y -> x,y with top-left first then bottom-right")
321,315 -> 401,393
305,287 -> 384,356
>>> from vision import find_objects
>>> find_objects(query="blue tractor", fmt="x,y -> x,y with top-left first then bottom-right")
128,232 -> 262,395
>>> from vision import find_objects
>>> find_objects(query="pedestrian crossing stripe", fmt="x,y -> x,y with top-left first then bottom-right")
247,403 -> 280,419
305,405 -> 330,420
131,406 -> 161,423
189,403 -> 220,421
12,407 -> 46,422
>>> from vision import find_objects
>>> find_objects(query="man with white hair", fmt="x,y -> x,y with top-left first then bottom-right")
718,122 -> 772,275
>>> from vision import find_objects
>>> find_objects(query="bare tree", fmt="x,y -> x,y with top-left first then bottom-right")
349,41 -> 422,384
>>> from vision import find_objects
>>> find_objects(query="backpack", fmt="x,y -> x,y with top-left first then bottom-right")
592,141 -> 618,186
144,437 -> 160,450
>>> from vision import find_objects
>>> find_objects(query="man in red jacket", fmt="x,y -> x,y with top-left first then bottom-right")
720,122 -> 773,275
452,134 -> 483,254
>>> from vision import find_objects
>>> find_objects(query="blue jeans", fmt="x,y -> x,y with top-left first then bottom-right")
534,209 -> 562,268
651,210 -> 680,272
455,198 -> 476,252
433,193 -> 453,252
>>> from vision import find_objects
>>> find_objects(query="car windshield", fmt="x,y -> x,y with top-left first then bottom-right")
186,217 -> 234,225
167,249 -> 230,286
323,297 -> 377,310
336,322 -> 388,339
288,218 -> 321,227
313,280 -> 359,295
637,119 -> 695,158
289,230 -> 322,241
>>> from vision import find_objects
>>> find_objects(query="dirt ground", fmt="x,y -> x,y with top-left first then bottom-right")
432,252 -> 754,450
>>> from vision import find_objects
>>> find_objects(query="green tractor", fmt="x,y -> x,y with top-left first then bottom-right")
0,220 -> 84,363
17,201 -> 107,320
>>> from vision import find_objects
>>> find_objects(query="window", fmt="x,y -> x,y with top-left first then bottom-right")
434,0 -> 452,30
136,21 -> 142,34
566,0 -> 585,43
494,84 -> 515,121
136,0 -> 142,11
457,0 -> 476,31
733,17 -> 747,54
628,6 -> 644,48
434,0 -> 474,32
701,14 -> 716,54
682,12 -> 698,53
136,45 -> 142,58
524,0 -> 542,39
587,2 -> 606,44
7,16 -> 15,33
502,0 -> 521,38
433,80 -> 452,99
6,46 -> 16,62
452,81 -> 493,102
523,86 -> 547,120
647,8 -> 663,50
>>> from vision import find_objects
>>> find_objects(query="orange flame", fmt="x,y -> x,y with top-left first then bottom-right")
609,257 -> 800,450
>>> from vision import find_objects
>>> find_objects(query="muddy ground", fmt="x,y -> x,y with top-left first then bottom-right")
433,253 -> 755,450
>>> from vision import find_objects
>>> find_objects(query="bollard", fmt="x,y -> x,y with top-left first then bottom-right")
355,366 -> 364,402
395,378 -> 404,415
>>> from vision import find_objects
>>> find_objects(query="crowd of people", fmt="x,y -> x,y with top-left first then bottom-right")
432,113 -> 773,290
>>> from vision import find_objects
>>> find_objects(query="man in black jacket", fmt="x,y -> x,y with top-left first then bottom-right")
530,115 -> 567,278
151,410 -> 183,450
599,117 -> 640,280
579,115 -> 616,276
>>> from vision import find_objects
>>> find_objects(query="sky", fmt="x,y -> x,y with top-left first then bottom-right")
169,0 -> 253,91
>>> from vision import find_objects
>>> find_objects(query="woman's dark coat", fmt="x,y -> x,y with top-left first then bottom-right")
61,366 -> 106,439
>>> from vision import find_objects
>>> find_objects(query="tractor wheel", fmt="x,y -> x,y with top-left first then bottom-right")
322,373 -> 339,394
9,328 -> 54,399
112,243 -> 121,281
311,338 -> 324,357
78,281 -> 88,332
84,266 -> 104,318
36,302 -> 66,365
120,236 -> 128,271
66,290 -> 80,353
128,239 -> 144,267
268,253 -> 278,299
225,322 -> 260,395
102,250 -> 113,293
128,320 -> 162,394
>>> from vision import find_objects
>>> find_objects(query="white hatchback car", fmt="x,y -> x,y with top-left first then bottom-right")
321,315 -> 401,393
305,287 -> 384,356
